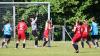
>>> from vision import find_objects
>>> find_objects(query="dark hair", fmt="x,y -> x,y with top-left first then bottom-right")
5,20 -> 9,24
47,20 -> 51,24
79,21 -> 83,25
77,20 -> 83,25
19,19 -> 25,22
92,19 -> 95,22
21,20 -> 25,22
91,17 -> 96,22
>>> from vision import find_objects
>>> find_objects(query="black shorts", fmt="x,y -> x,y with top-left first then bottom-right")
32,30 -> 38,37
86,35 -> 92,41
91,35 -> 99,40
4,35 -> 11,39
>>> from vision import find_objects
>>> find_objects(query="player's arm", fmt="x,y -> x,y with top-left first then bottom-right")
45,22 -> 48,30
34,16 -> 37,23
72,26 -> 76,32
90,25 -> 92,32
25,23 -> 28,31
10,24 -> 13,31
17,23 -> 19,30
49,24 -> 52,30
10,27 -> 12,32
31,17 -> 37,25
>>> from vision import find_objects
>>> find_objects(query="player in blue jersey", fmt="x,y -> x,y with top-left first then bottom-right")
1,20 -> 12,48
91,17 -> 99,48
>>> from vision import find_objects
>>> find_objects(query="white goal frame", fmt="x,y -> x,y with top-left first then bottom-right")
0,2 -> 50,38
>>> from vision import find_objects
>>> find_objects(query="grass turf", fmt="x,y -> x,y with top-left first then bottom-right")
0,41 -> 100,56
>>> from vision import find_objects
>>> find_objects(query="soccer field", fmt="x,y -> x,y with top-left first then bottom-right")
0,41 -> 100,56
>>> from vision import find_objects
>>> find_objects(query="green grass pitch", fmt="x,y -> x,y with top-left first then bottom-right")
0,41 -> 100,56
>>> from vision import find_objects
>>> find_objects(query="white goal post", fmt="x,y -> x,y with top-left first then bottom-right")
0,2 -> 50,38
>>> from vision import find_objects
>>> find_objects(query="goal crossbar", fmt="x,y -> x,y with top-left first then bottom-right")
0,2 -> 50,5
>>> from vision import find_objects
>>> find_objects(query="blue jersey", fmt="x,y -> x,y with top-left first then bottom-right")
3,23 -> 12,35
91,22 -> 98,35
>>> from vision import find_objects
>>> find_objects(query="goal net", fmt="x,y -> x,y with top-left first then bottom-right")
0,2 -> 50,39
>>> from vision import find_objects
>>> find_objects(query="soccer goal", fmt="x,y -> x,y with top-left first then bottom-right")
0,2 -> 50,39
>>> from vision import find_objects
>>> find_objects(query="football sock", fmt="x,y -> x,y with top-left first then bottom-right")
43,41 -> 48,47
35,38 -> 38,46
96,42 -> 99,47
23,43 -> 25,48
92,40 -> 95,45
86,41 -> 91,48
2,42 -> 5,47
81,41 -> 84,48
16,43 -> 19,48
73,44 -> 78,51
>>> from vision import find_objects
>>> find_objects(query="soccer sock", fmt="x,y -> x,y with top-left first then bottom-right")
5,42 -> 8,48
16,43 -> 19,48
7,39 -> 10,44
92,40 -> 95,45
86,41 -> 89,45
96,42 -> 99,47
47,40 -> 50,47
81,41 -> 84,48
43,41 -> 48,47
86,41 -> 91,48
23,43 -> 25,48
2,42 -> 5,47
72,44 -> 78,51
35,38 -> 38,46
35,41 -> 38,46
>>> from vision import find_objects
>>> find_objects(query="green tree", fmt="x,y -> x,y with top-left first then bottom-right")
15,0 -> 100,40
2,10 -> 12,22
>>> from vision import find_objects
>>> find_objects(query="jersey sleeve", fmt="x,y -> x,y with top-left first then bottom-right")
73,26 -> 77,32
17,23 -> 19,30
10,24 -> 12,31
24,23 -> 28,31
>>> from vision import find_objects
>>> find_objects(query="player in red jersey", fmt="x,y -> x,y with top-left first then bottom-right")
16,18 -> 28,48
81,19 -> 91,48
43,19 -> 52,47
72,20 -> 82,53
